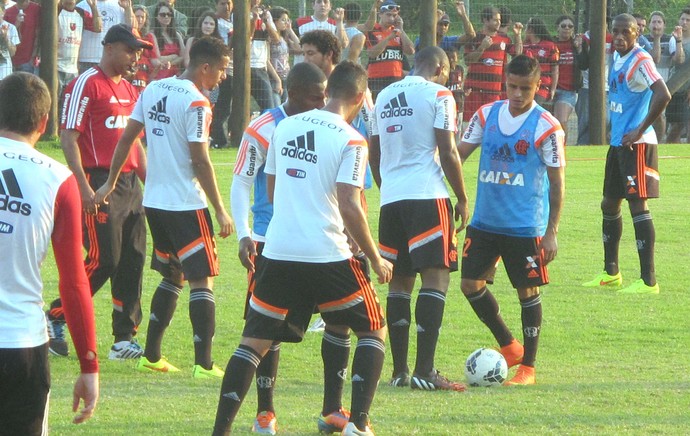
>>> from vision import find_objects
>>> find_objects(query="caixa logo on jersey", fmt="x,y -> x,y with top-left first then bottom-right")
286,168 -> 306,178
282,130 -> 318,163
105,115 -> 129,129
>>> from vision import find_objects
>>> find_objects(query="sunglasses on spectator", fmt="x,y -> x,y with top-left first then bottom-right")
159,12 -> 173,17
380,5 -> 399,12
560,23 -> 574,28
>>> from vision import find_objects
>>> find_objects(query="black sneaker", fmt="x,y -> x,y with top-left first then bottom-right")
389,371 -> 410,387
411,369 -> 466,391
46,311 -> 69,356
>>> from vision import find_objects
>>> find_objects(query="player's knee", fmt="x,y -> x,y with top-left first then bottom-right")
517,287 -> 539,299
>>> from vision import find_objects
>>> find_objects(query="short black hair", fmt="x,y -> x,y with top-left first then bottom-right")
189,36 -> 230,67
300,30 -> 341,64
344,2 -> 361,22
499,6 -> 511,24
326,60 -> 367,100
415,46 -> 449,72
506,54 -> 541,79
286,61 -> 327,92
481,6 -> 500,23
0,73 -> 50,135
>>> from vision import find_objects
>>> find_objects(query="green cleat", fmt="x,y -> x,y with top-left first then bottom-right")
136,356 -> 180,373
582,271 -> 622,288
617,279 -> 659,294
192,363 -> 225,379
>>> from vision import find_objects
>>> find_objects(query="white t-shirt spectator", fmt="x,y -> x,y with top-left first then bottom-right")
77,0 -> 124,63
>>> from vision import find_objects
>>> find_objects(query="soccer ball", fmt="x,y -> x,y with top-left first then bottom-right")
465,348 -> 508,387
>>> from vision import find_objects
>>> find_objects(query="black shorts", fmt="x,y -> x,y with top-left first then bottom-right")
243,241 -> 265,319
146,207 -> 219,281
0,344 -> 50,436
379,198 -> 458,276
665,91 -> 689,123
243,257 -> 386,342
460,226 -> 549,289
603,144 -> 659,200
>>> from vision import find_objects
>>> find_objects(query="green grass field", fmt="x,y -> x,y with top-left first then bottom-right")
37,143 -> 690,435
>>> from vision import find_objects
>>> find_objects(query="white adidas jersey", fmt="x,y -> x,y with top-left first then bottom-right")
263,109 -> 367,262
77,0 -> 125,63
131,76 -> 212,211
372,75 -> 456,206
0,138 -> 72,347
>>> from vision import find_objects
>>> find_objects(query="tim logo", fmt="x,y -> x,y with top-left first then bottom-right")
380,92 -> 413,118
148,96 -> 171,123
0,220 -> 12,234
0,169 -> 32,216
386,124 -> 403,133
491,143 -> 514,162
281,130 -> 318,163
152,128 -> 164,136
286,168 -> 306,178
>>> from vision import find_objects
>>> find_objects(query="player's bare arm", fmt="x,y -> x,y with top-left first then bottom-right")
337,182 -> 393,284
436,128 -> 469,230
134,140 -> 147,183
457,139 -> 480,163
368,134 -> 382,187
189,140 -> 234,238
93,119 -> 145,204
61,129 -> 99,214
621,78 -> 670,149
540,165 -> 564,265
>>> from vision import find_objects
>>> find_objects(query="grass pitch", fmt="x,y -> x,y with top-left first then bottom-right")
37,143 -> 689,435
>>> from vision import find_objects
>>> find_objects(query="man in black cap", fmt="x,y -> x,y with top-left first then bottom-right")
47,24 -> 152,360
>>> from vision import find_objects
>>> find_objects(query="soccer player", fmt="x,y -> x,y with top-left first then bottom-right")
213,61 -> 392,436
94,36 -> 234,376
582,14 -> 671,294
49,24 -> 151,360
369,46 -> 469,391
458,54 -> 565,386
231,61 -> 327,434
0,72 -> 99,433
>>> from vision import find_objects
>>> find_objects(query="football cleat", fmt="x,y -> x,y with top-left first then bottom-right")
308,316 -> 326,333
136,356 -> 180,373
582,271 -> 623,288
411,369 -> 466,391
318,407 -> 350,434
192,363 -> 225,379
505,365 -> 536,386
617,279 -> 659,294
499,339 -> 524,368
389,371 -> 410,387
252,410 -> 277,435
109,339 -> 144,360
46,311 -> 69,357
341,422 -> 375,436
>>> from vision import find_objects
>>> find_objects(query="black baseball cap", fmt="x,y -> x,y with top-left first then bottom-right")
102,24 -> 154,50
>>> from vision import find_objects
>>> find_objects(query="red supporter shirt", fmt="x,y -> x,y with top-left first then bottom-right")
464,32 -> 515,94
555,39 -> 577,91
61,67 -> 140,172
524,39 -> 560,99
4,2 -> 41,66
366,23 -> 404,79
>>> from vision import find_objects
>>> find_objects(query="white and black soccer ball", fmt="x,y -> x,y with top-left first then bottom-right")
465,348 -> 508,387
